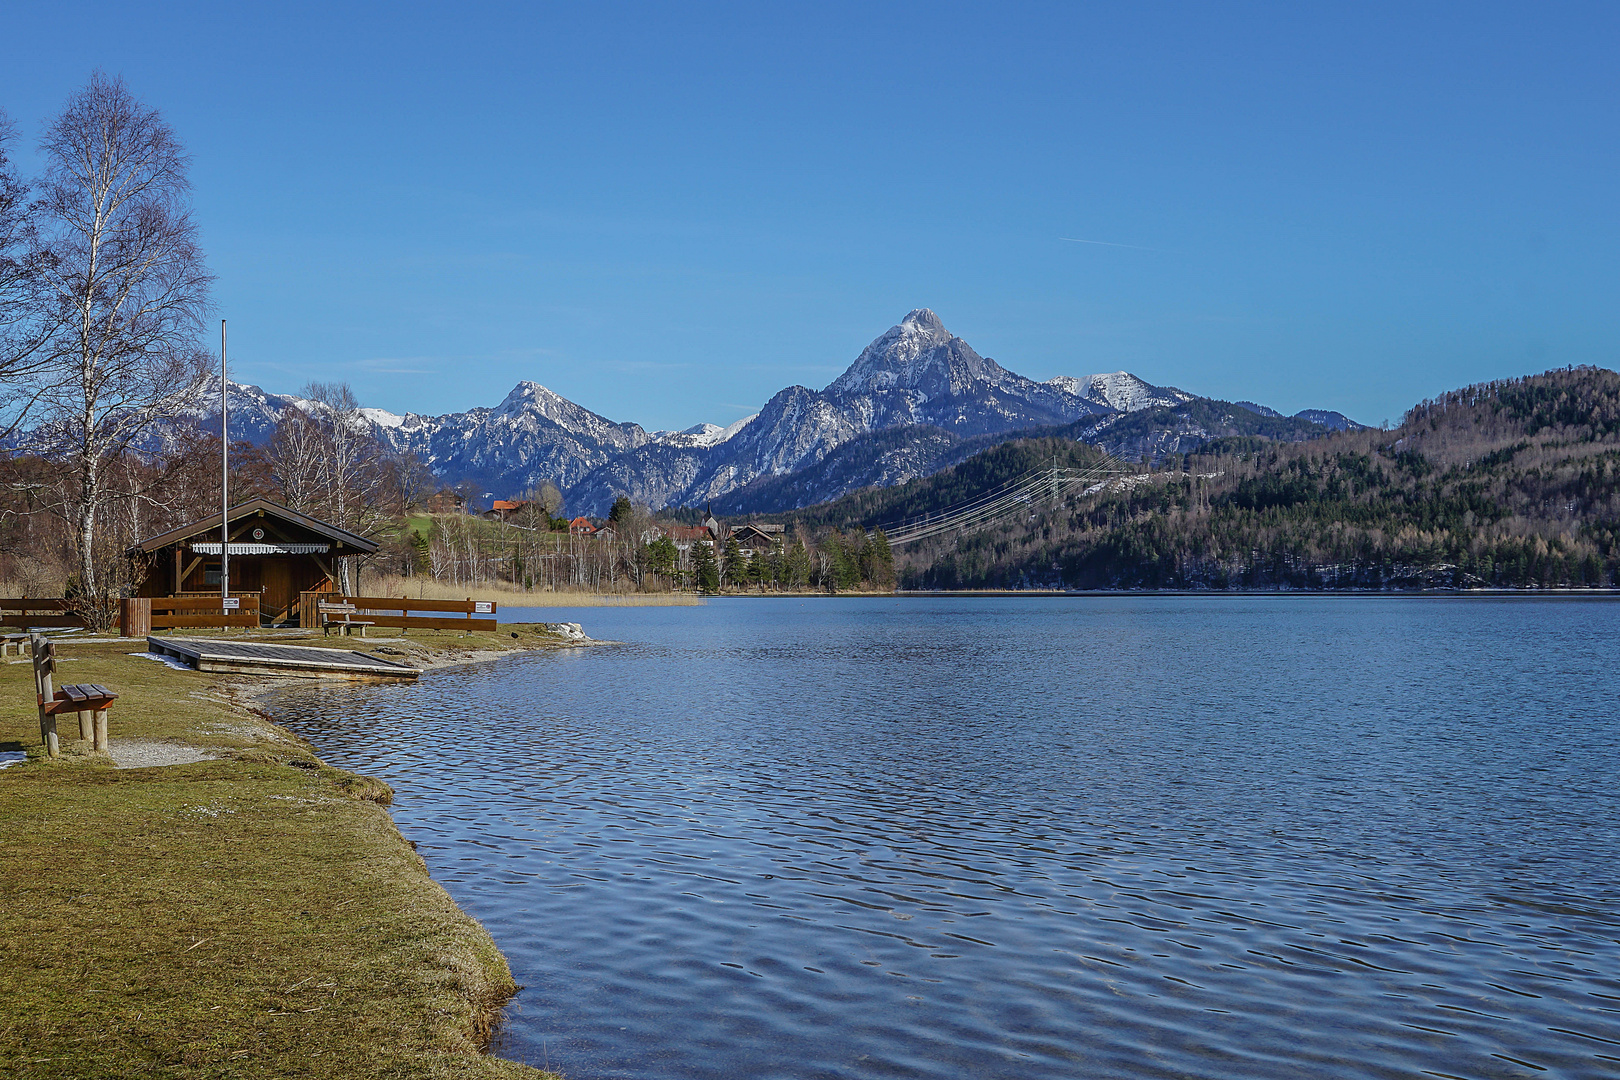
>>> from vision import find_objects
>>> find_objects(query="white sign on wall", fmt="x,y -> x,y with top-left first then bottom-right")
222,597 -> 240,610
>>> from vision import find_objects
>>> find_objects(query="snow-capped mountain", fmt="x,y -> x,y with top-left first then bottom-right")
178,379 -> 314,445
556,309 -> 1123,511
1046,372 -> 1193,412
378,381 -> 653,494
820,308 -> 1112,434
651,415 -> 758,448
179,309 -> 1362,514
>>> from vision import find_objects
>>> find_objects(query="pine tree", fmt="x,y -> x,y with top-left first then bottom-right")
645,535 -> 678,580
692,539 -> 720,594
865,527 -> 896,590
784,540 -> 811,589
822,529 -> 860,592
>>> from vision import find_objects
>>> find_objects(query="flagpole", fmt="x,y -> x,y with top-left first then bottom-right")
221,320 -> 229,606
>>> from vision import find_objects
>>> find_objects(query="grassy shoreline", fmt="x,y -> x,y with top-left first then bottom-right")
0,625 -> 580,1078
356,575 -> 704,607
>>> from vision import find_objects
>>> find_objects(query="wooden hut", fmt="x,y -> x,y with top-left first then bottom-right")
127,499 -> 378,624
424,489 -> 466,515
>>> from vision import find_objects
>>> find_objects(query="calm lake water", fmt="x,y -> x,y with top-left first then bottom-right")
268,596 -> 1620,1080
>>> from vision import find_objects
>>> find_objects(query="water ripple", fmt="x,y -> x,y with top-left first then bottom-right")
271,596 -> 1620,1080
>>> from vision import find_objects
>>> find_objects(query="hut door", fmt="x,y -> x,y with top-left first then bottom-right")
262,559 -> 295,622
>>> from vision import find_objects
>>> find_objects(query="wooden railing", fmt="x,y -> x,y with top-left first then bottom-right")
4,593 -> 490,636
3,596 -> 262,636
0,599 -> 89,630
298,593 -> 496,632
120,595 -> 261,634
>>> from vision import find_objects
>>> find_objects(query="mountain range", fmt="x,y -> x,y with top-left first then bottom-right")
200,309 -> 1362,515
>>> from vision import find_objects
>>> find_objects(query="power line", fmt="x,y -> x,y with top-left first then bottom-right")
881,449 -> 1137,547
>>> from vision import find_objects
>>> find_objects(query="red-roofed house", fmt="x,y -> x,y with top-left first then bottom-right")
659,523 -> 714,553
484,499 -> 527,522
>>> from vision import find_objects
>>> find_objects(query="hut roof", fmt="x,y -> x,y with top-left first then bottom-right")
127,498 -> 380,555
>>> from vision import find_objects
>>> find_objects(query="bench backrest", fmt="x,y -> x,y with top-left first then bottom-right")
318,602 -> 358,614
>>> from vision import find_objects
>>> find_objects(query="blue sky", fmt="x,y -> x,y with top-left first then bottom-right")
3,2 -> 1616,430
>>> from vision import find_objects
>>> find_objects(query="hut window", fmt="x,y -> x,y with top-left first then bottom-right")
203,563 -> 222,586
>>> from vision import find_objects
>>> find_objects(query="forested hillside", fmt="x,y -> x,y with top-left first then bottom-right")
782,367 -> 1620,590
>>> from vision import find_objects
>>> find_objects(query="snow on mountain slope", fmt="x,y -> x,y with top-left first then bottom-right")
485,381 -> 649,451
827,308 -> 962,395
652,413 -> 759,448
358,408 -> 406,429
561,311 -> 1115,511
163,377 -> 312,445
1046,371 -> 1192,412
819,309 -> 1109,434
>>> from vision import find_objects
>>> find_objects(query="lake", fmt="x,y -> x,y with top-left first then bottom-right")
268,596 -> 1620,1079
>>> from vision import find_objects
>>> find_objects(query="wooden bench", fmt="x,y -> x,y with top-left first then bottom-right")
2,632 -> 30,658
32,636 -> 117,757
318,601 -> 375,637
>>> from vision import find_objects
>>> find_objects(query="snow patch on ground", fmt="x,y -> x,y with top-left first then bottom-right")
0,749 -> 25,769
1082,470 -> 1223,497
131,651 -> 194,671
1082,472 -> 1155,497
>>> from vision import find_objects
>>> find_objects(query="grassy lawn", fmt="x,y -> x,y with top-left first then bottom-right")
0,631 -> 561,1079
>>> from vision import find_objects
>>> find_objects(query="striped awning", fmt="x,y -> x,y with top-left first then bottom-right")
189,542 -> 330,555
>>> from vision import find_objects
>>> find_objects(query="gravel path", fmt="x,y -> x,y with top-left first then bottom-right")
107,740 -> 219,769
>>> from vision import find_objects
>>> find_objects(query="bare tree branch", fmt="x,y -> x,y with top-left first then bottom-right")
18,72 -> 213,600
0,108 -> 61,426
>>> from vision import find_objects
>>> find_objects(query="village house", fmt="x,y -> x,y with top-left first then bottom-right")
423,489 -> 466,515
127,498 -> 378,625
660,523 -> 714,554
485,499 -> 527,522
728,522 -> 786,556
650,518 -> 783,556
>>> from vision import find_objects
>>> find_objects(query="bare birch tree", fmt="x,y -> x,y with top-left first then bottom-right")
25,74 -> 212,599
303,381 -> 383,593
266,405 -> 325,512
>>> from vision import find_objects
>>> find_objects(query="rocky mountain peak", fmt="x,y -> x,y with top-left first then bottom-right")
900,307 -> 946,334
826,308 -> 986,396
496,380 -> 563,413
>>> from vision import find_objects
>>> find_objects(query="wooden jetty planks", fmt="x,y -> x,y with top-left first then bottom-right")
147,637 -> 421,679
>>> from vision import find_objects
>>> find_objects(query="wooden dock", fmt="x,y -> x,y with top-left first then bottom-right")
147,637 -> 422,679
